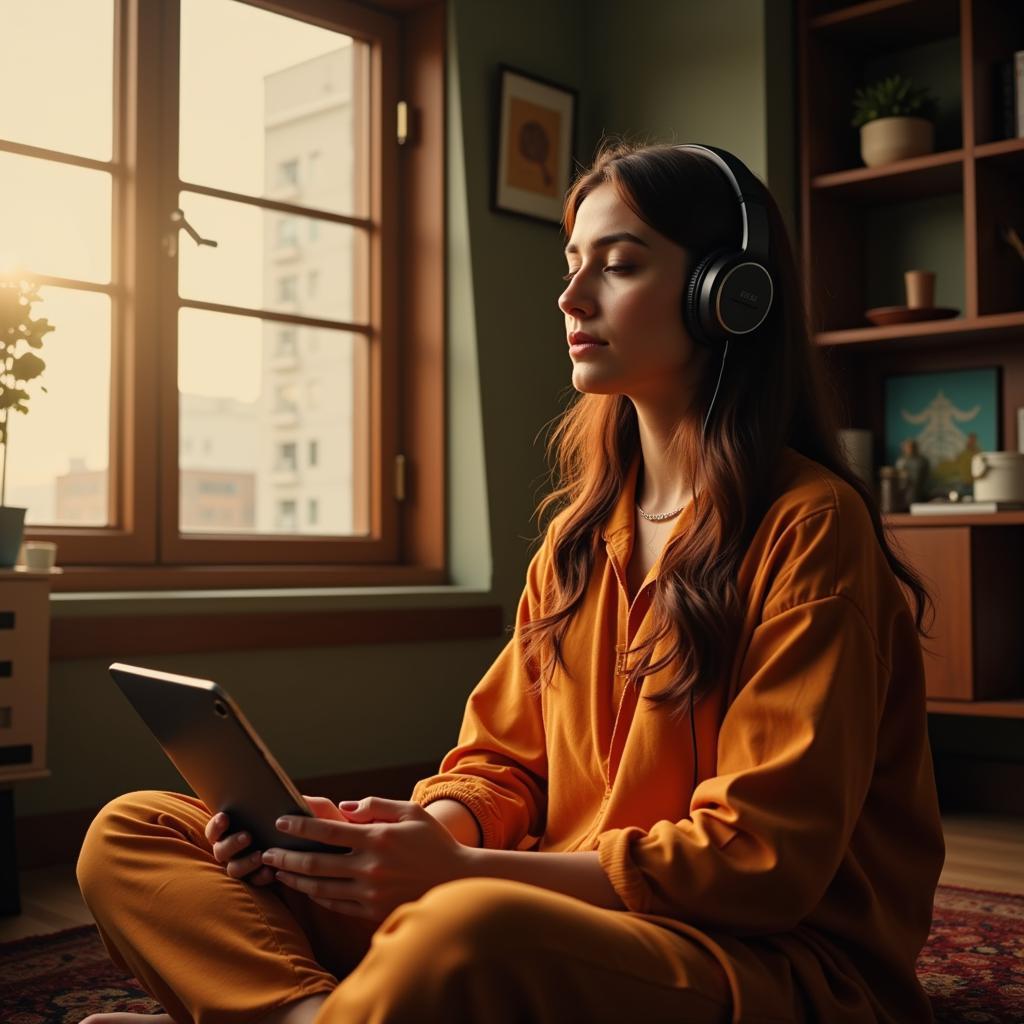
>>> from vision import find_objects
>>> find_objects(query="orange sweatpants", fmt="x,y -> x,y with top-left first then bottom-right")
76,790 -> 732,1024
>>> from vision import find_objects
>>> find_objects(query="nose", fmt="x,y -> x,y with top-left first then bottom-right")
558,273 -> 595,320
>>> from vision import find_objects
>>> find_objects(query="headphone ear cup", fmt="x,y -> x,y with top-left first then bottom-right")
685,248 -> 774,345
684,250 -> 728,348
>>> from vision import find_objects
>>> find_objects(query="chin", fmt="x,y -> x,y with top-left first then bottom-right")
571,366 -> 623,395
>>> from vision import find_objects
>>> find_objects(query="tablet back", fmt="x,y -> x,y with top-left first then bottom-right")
109,662 -> 338,854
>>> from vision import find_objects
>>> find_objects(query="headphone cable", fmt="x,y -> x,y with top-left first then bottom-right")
689,688 -> 698,794
701,337 -> 730,439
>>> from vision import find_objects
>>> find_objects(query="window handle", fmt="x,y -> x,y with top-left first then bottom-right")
164,207 -> 218,258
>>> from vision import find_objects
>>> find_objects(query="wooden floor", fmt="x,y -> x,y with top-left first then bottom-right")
1,812 -> 1022,943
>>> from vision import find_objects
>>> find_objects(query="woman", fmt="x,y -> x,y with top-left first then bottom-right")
78,142 -> 944,1024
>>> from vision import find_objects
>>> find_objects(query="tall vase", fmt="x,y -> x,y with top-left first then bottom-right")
0,506 -> 27,568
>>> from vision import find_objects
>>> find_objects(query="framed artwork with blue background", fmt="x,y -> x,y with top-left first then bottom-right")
883,367 -> 1000,498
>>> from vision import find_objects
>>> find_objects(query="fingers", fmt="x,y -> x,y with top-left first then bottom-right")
261,846 -> 359,878
209,827 -> 269,884
303,795 -> 345,822
204,812 -> 275,886
274,815 -> 362,849
331,797 -> 420,823
249,865 -> 276,886
205,811 -> 228,844
225,846 -> 267,880
273,869 -> 361,905
212,828 -> 253,865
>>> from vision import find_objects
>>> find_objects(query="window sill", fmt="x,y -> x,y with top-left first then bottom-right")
49,575 -> 505,660
47,563 -> 450,594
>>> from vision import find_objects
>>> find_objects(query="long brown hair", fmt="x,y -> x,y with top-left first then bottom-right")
521,140 -> 932,725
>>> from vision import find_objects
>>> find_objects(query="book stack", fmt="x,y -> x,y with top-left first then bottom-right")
909,501 -> 1024,515
994,50 -> 1024,140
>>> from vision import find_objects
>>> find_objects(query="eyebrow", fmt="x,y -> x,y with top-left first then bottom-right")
564,231 -> 650,255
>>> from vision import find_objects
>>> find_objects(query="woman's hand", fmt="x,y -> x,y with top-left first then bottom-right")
261,797 -> 473,923
206,810 -> 275,886
205,795 -> 350,887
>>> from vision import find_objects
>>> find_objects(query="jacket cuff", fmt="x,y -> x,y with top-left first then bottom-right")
596,826 -> 653,914
411,780 -> 499,849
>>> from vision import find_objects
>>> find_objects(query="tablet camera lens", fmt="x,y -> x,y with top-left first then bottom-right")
213,700 -> 228,718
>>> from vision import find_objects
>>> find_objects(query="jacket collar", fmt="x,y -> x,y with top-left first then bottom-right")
600,455 -> 695,582
600,456 -> 641,542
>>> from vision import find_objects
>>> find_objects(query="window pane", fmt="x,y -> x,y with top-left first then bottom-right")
6,287 -> 111,527
178,308 -> 367,535
0,154 -> 111,283
179,0 -> 367,218
0,0 -> 113,161
177,191 -> 365,324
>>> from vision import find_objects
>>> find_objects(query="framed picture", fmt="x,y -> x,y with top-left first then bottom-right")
883,367 -> 1001,498
492,65 -> 577,225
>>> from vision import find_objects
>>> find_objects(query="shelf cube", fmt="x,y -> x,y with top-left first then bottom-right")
891,525 -> 1024,701
0,572 -> 51,779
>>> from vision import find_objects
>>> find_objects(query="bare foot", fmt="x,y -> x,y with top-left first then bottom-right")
80,1014 -> 175,1024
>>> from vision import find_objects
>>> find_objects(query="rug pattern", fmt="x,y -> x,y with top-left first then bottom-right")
918,884 -> 1024,1023
0,884 -> 1021,1022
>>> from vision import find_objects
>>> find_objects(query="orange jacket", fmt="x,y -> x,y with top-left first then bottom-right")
412,448 -> 944,1022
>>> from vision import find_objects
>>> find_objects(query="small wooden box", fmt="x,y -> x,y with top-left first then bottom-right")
891,526 -> 1024,701
0,571 -> 52,780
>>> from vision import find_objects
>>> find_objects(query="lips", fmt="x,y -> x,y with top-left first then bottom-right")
568,331 -> 606,346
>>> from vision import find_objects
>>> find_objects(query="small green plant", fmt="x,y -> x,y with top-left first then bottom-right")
851,75 -> 938,128
0,276 -> 54,506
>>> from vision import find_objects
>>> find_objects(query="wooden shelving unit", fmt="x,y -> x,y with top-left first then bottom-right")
798,0 -> 1024,718
927,698 -> 1024,718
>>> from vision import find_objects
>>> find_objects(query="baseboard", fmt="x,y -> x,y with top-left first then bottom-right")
15,761 -> 439,869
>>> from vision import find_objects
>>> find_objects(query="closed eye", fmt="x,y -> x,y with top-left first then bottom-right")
561,264 -> 634,282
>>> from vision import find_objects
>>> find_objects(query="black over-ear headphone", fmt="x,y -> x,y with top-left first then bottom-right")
675,144 -> 775,349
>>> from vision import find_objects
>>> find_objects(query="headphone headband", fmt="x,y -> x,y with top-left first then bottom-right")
674,144 -> 771,263
674,143 -> 775,348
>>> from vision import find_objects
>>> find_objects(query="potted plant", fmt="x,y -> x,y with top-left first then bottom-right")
851,74 -> 938,167
0,275 -> 53,567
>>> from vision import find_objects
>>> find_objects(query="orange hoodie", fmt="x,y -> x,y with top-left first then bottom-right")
412,448 -> 944,1023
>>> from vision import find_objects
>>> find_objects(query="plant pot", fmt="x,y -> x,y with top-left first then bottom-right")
0,506 -> 26,568
859,116 -> 935,167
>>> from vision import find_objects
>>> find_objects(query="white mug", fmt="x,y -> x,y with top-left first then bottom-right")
23,540 -> 57,572
970,451 -> 1024,503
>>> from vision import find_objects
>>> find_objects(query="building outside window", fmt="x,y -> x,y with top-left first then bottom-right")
276,216 -> 299,248
277,157 -> 299,189
276,442 -> 297,473
276,499 -> 297,531
277,275 -> 298,303
275,328 -> 297,356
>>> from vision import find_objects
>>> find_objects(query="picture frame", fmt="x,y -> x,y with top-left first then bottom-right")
883,367 -> 1001,498
492,64 -> 577,226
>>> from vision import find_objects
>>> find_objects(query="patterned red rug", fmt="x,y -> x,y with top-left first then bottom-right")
0,884 -> 1021,1022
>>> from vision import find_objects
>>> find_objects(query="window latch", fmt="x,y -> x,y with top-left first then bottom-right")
397,100 -> 409,146
163,207 -> 219,258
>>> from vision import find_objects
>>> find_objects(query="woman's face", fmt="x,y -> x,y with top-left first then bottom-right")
558,181 -> 709,407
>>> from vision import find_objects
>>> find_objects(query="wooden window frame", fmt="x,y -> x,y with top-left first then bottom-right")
21,0 -> 445,592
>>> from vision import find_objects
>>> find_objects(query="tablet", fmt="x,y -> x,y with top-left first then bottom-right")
109,662 -> 347,856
